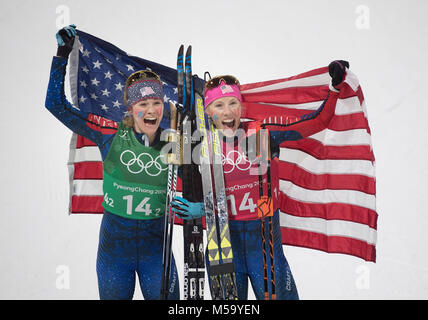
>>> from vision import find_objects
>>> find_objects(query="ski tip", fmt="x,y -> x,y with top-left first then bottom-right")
178,45 -> 184,55
185,45 -> 192,55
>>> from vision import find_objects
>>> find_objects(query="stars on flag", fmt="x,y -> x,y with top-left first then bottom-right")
82,48 -> 91,58
115,82 -> 124,91
91,78 -> 100,86
104,71 -> 113,79
101,88 -> 111,97
75,40 -> 179,121
93,60 -> 102,69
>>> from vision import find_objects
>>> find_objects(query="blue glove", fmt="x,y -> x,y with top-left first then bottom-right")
171,196 -> 205,220
56,24 -> 77,58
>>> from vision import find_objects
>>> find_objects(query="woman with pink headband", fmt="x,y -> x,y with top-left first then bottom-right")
172,64 -> 349,300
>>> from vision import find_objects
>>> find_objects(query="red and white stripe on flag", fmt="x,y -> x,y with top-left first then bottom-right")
67,66 -> 377,262
68,134 -> 103,214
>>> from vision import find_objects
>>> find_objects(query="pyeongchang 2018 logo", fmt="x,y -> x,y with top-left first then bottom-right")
120,150 -> 167,177
222,150 -> 254,174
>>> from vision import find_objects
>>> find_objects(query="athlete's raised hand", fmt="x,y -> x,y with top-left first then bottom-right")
56,24 -> 77,59
328,60 -> 350,87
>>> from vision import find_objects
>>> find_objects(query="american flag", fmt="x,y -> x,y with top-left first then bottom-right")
240,69 -> 377,262
67,31 -> 376,262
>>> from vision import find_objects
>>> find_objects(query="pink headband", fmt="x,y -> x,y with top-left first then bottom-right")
204,81 -> 242,108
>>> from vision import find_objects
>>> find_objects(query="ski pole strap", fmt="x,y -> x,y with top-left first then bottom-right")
256,124 -> 273,218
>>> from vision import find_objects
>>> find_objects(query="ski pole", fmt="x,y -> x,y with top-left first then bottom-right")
257,126 -> 276,300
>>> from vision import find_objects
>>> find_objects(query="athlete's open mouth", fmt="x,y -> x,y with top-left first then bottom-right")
144,117 -> 157,125
222,119 -> 235,129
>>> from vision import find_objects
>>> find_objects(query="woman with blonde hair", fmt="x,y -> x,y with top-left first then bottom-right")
173,64 -> 348,299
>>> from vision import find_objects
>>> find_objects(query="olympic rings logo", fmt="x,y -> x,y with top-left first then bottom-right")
120,150 -> 168,176
222,150 -> 254,174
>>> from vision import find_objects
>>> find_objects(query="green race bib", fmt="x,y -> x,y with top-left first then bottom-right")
102,123 -> 168,219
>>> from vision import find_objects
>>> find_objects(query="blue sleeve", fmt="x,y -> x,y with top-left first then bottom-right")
45,56 -> 116,149
270,130 -> 303,145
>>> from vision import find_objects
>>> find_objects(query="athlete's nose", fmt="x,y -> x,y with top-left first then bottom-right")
145,103 -> 157,116
223,105 -> 233,118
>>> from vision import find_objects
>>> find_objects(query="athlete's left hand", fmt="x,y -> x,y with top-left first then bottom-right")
328,60 -> 350,86
56,24 -> 77,59
171,196 -> 205,220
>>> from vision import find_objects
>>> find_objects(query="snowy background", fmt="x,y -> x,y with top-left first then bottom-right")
1,0 -> 427,299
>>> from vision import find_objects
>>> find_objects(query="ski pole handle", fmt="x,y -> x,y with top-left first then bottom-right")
166,102 -> 182,165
